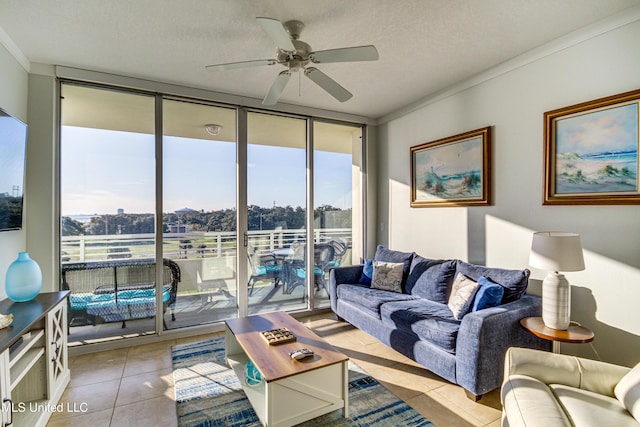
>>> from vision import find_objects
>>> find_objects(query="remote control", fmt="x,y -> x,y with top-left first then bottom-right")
290,348 -> 314,360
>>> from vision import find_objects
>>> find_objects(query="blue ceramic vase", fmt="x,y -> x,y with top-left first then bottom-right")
5,252 -> 42,302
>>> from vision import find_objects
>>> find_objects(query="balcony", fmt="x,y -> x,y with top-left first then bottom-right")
61,228 -> 352,345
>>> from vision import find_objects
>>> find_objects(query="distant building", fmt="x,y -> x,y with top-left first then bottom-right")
167,223 -> 190,233
117,208 -> 124,215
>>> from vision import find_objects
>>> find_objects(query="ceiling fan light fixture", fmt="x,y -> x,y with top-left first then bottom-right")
204,124 -> 222,135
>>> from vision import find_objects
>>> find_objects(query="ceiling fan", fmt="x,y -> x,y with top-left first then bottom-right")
205,17 -> 379,105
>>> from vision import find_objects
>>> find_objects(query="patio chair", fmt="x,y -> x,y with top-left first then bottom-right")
247,246 -> 282,296
326,238 -> 349,268
283,243 -> 335,300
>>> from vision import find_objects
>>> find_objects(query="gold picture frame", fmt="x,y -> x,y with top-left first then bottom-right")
543,89 -> 640,205
410,126 -> 491,207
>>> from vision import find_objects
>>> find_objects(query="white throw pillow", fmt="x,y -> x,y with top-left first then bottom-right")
447,272 -> 479,320
615,362 -> 640,422
371,261 -> 404,293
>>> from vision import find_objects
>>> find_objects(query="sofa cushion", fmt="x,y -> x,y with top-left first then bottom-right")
358,258 -> 374,285
615,362 -> 640,423
405,256 -> 456,303
374,245 -> 414,288
552,384 -> 638,427
371,261 -> 404,293
502,374 -> 575,426
471,276 -> 504,312
455,260 -> 529,304
448,273 -> 480,319
381,299 -> 461,353
337,283 -> 418,318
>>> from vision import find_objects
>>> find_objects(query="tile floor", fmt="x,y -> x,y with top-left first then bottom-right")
48,313 -> 502,427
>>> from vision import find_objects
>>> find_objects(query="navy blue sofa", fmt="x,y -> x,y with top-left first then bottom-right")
329,245 -> 549,400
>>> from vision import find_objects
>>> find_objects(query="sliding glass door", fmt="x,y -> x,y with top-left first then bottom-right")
313,121 -> 362,309
59,81 -> 365,345
162,99 -> 238,329
246,112 -> 308,314
60,83 -> 158,343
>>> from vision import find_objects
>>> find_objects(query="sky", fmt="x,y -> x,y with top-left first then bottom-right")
414,136 -> 482,177
60,127 -> 352,216
0,114 -> 27,196
556,103 -> 638,155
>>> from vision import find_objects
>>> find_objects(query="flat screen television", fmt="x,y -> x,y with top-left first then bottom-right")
0,108 -> 28,232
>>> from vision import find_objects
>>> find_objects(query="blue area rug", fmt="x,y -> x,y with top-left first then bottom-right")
172,337 -> 433,426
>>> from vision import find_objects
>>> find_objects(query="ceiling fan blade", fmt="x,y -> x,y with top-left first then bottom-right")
205,59 -> 276,72
256,17 -> 296,52
263,71 -> 292,105
304,67 -> 352,102
310,45 -> 379,64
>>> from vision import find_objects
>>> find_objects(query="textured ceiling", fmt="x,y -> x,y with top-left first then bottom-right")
1,0 -> 639,119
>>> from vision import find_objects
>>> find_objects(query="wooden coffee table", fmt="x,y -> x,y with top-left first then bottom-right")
225,311 -> 349,427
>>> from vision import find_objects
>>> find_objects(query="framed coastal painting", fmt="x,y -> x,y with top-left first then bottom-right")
410,126 -> 491,207
544,89 -> 640,205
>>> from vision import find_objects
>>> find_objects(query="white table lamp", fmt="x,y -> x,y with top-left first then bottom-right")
529,232 -> 585,330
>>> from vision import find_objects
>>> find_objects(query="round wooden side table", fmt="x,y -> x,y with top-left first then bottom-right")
520,316 -> 594,354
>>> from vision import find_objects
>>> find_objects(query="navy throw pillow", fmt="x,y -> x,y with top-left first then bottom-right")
471,276 -> 504,312
405,255 -> 456,303
454,260 -> 529,304
359,259 -> 374,285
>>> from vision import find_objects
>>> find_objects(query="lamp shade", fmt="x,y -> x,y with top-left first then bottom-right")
529,232 -> 585,272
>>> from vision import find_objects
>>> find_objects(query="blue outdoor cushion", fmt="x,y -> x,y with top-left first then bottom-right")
359,258 -> 374,285
256,265 -> 280,276
455,260 -> 529,304
381,299 -> 461,354
84,285 -> 171,323
118,288 -> 155,299
374,245 -> 414,289
70,293 -> 93,310
89,292 -> 117,302
471,276 -> 504,312
405,256 -> 456,303
86,299 -> 129,322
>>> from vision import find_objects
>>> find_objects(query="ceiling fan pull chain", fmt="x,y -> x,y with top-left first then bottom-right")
298,70 -> 302,96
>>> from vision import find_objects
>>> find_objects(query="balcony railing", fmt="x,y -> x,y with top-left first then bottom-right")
61,228 -> 352,263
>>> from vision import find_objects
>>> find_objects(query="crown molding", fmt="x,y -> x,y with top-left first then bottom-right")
0,25 -> 30,72
378,5 -> 640,124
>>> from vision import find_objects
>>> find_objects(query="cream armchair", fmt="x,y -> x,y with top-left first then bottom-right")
501,347 -> 640,427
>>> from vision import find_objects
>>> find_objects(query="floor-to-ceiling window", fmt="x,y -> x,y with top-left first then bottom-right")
59,80 -> 365,345
162,99 -> 238,329
246,112 -> 308,314
60,83 -> 158,343
313,121 -> 363,309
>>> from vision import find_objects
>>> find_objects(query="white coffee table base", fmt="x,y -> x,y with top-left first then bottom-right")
225,325 -> 349,427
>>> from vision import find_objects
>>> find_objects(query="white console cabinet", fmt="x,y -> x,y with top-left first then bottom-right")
0,292 -> 70,426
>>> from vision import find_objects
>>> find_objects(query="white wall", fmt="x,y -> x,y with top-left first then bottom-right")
377,19 -> 640,366
26,71 -> 58,292
0,42 -> 28,299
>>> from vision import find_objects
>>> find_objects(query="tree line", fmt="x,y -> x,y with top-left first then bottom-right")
61,205 -> 352,236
